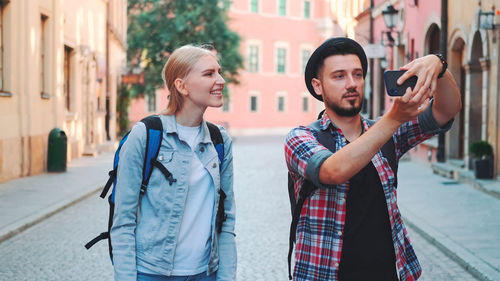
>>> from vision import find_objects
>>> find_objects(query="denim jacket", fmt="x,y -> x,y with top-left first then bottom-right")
110,114 -> 236,281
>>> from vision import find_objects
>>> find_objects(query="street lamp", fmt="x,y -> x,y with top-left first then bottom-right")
381,5 -> 400,46
382,5 -> 398,29
478,6 -> 499,30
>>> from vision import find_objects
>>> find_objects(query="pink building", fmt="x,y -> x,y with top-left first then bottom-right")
204,0 -> 332,135
129,0 -> 333,135
370,0 -> 450,163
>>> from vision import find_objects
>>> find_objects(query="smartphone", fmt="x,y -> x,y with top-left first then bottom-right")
384,70 -> 418,96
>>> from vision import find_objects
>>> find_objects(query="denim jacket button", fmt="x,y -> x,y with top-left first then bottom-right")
212,162 -> 217,168
200,147 -> 205,152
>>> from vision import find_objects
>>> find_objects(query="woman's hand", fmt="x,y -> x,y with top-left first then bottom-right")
396,55 -> 442,101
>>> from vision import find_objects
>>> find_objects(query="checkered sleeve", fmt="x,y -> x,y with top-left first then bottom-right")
394,99 -> 454,159
284,126 -> 333,184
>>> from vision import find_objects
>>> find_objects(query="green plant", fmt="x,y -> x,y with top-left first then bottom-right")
469,140 -> 493,159
116,84 -> 131,137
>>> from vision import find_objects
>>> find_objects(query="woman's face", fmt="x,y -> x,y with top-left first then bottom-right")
182,54 -> 225,110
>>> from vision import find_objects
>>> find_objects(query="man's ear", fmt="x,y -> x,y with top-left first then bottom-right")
174,78 -> 189,96
311,78 -> 323,98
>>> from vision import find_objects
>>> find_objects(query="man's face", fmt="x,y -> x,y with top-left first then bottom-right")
311,54 -> 365,117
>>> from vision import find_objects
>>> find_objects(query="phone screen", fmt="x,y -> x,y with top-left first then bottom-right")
384,70 -> 418,96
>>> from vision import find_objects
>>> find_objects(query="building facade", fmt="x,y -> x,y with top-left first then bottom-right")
130,0 -> 335,135
363,0 -> 500,177
447,0 -> 500,175
0,0 -> 127,183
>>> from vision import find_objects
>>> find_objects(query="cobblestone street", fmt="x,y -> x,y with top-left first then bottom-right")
0,135 -> 480,280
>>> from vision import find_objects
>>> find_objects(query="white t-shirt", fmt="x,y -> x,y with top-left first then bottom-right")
171,123 -> 215,275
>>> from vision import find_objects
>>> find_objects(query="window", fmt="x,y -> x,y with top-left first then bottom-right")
277,94 -> 286,112
250,0 -> 258,13
248,45 -> 259,73
301,49 -> 311,74
64,46 -> 73,111
302,96 -> 309,112
278,0 -> 286,16
250,95 -> 258,112
147,93 -> 156,112
40,14 -> 49,99
222,95 -> 230,112
221,0 -> 232,10
276,48 -> 286,73
303,1 -> 311,18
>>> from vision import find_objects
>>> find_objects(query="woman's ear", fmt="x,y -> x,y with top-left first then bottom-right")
174,78 -> 189,96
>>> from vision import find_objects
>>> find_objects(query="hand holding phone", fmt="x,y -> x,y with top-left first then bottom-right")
384,70 -> 418,96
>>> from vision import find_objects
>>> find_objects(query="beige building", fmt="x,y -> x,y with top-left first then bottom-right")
0,0 -> 127,183
448,0 -> 500,175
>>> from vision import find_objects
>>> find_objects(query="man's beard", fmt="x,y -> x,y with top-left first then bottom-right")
324,87 -> 363,117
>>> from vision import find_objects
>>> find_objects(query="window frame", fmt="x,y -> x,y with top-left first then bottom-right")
249,91 -> 260,113
64,45 -> 73,111
276,47 -> 287,74
303,0 -> 311,19
301,93 -> 310,113
278,0 -> 287,16
247,44 -> 260,73
40,13 -> 50,99
250,0 -> 259,13
0,2 -> 10,97
276,91 -> 287,113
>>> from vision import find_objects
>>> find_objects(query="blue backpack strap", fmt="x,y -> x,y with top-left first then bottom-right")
139,115 -> 164,194
99,131 -> 131,199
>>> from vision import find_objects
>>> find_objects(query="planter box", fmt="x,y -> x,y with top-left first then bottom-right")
473,158 -> 494,179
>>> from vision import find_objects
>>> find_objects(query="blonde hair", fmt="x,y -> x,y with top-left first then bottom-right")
162,45 -> 216,115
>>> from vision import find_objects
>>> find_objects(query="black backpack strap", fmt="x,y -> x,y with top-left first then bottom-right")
366,119 -> 398,186
206,122 -> 227,233
381,136 -> 397,186
288,123 -> 336,279
207,122 -> 224,164
287,179 -> 316,279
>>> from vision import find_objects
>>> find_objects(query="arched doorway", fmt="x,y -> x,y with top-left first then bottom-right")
425,24 -> 441,55
468,31 -> 484,160
449,37 -> 466,159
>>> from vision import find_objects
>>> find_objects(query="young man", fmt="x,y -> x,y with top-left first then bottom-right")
285,37 -> 461,280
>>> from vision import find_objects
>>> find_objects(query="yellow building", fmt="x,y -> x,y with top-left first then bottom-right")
448,0 -> 500,175
0,0 -> 127,183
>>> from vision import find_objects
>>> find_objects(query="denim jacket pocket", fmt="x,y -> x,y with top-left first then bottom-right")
150,150 -> 176,187
157,150 -> 174,163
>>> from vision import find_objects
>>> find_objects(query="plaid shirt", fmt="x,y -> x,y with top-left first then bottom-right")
285,108 -> 451,281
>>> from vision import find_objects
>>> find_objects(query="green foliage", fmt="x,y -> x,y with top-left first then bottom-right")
469,140 -> 493,159
126,0 -> 243,98
117,84 -> 131,136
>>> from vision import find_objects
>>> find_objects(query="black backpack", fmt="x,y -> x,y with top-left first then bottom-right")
85,115 -> 227,263
286,118 -> 398,280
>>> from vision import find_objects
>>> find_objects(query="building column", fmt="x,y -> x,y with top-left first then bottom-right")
463,62 -> 471,168
479,56 -> 490,141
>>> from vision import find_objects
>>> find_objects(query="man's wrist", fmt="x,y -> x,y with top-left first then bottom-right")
433,53 -> 447,78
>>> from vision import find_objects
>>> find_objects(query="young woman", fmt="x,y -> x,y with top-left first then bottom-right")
110,45 -> 236,281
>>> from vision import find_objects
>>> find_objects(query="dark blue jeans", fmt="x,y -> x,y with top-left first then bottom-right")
137,271 -> 216,281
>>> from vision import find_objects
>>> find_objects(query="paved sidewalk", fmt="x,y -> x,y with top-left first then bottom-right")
398,160 -> 500,281
0,152 -> 113,243
0,151 -> 499,280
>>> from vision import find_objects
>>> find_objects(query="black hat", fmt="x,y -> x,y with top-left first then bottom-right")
305,37 -> 368,101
